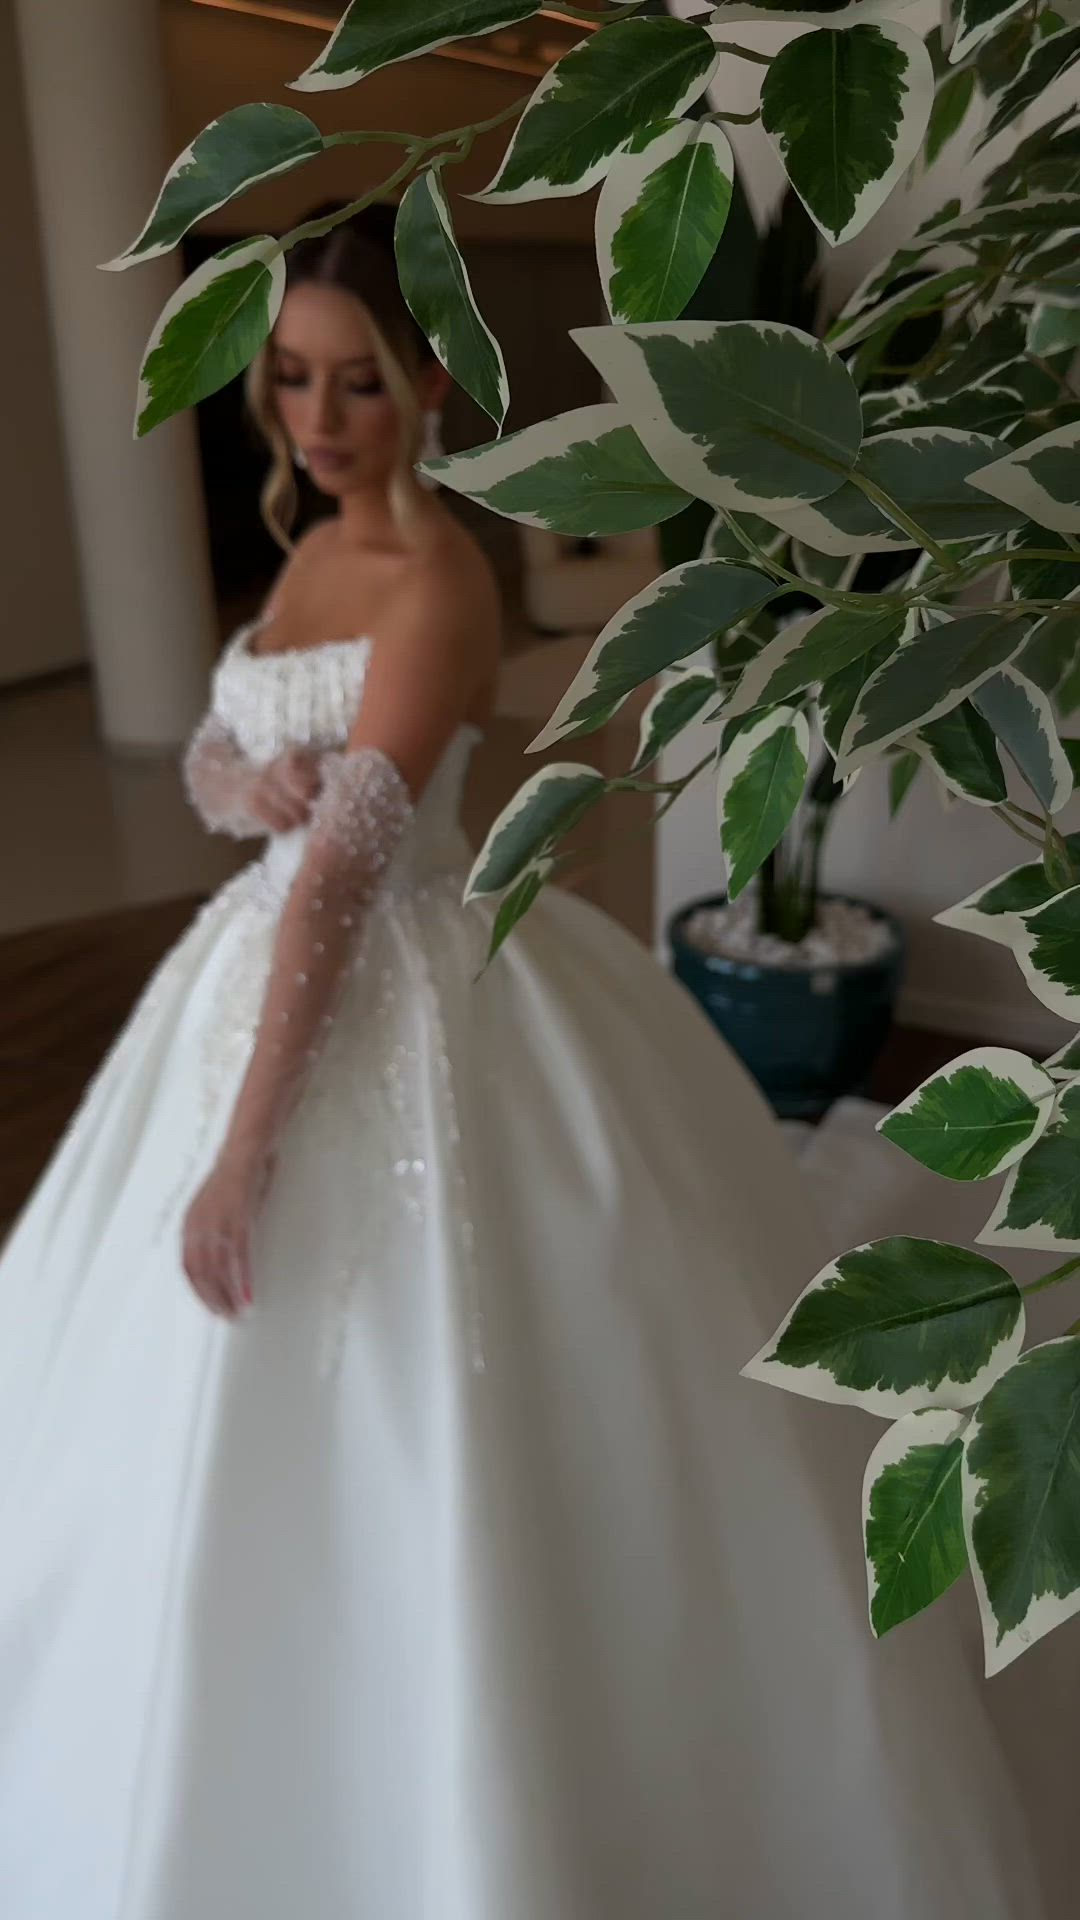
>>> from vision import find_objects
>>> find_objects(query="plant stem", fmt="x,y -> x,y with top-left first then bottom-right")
718,513 -> 886,610
1002,800 -> 1045,827
848,470 -> 959,573
706,107 -> 762,126
993,806 -> 1045,848
284,96 -> 531,249
710,40 -> 772,62
570,748 -> 716,872
283,152 -> 425,248
611,749 -> 718,796
1023,1255 -> 1080,1295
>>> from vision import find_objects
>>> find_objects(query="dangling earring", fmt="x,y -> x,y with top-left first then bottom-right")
292,445 -> 308,472
417,409 -> 443,488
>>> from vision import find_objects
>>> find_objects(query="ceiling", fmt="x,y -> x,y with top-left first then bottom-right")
185,2 -> 593,77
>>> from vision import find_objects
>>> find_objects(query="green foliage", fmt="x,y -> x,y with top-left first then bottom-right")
114,0 -> 1080,1672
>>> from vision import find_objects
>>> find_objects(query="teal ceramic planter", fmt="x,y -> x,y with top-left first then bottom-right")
668,893 -> 904,1121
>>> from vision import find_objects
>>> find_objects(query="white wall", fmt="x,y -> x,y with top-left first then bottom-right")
657,2 -> 1080,1048
0,0 -> 85,685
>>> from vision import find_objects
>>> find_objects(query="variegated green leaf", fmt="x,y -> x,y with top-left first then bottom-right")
761,23 -> 934,245
135,237 -> 283,438
1046,1032 -> 1080,1074
106,105 -> 323,269
774,429 -> 1026,557
597,119 -> 733,325
973,667 -> 1074,815
858,389 -> 914,434
725,604 -> 907,721
632,672 -> 717,771
292,0 -> 539,89
980,1083 -> 1080,1251
573,319 -> 863,514
963,1337 -> 1080,1673
838,612 -> 1030,775
948,0 -> 1028,64
864,1410 -> 969,1637
1011,526 -> 1080,612
979,107 -> 1080,205
826,266 -> 977,353
940,191 -> 1080,248
484,860 -> 552,965
717,705 -> 810,900
920,308 -> 1026,400
978,23 -> 1080,149
975,4 -> 1036,99
983,108 -> 1080,204
465,764 -> 604,901
530,559 -> 774,749
1027,305 -> 1080,356
1014,885 -> 1080,1022
743,1236 -> 1024,1418
831,197 -> 965,333
396,171 -> 507,428
820,637 -> 897,757
913,701 -> 1007,806
888,749 -> 921,816
886,385 -> 1027,441
971,422 -> 1080,534
1017,614 -> 1080,703
925,65 -> 977,164
936,841 -> 1080,947
424,403 -> 691,536
478,17 -> 718,203
879,1047 -> 1057,1180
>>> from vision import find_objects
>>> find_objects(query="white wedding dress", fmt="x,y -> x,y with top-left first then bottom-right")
0,632 -> 1045,1919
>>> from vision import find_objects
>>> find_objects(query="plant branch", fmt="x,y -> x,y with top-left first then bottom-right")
706,107 -> 762,125
285,96 -> 530,248
717,513 -> 889,610
847,471 -> 959,573
993,806 -> 1045,848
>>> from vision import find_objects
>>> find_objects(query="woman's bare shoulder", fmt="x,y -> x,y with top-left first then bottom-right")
409,505 -> 501,638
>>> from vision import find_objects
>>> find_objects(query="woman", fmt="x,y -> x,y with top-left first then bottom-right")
0,211 -> 1042,1918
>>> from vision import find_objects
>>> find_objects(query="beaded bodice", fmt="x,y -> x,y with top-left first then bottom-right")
212,628 -> 479,884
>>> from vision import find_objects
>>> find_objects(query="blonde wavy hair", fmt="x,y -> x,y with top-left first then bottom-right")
246,207 -> 431,551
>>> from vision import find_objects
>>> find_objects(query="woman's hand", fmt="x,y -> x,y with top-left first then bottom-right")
249,749 -> 324,835
181,1144 -> 274,1320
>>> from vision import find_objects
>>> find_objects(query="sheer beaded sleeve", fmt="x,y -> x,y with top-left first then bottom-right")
182,713 -> 268,840
220,747 -> 414,1168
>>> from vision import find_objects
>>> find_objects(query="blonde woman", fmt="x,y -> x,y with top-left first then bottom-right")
0,211 -> 1042,1919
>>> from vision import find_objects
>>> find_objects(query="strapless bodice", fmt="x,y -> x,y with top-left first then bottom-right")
212,627 -> 479,888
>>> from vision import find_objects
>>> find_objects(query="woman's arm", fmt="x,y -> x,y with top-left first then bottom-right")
181,565 -> 496,1318
183,715 -> 323,839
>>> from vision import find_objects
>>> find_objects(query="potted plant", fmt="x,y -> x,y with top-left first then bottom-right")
667,605 -> 905,1119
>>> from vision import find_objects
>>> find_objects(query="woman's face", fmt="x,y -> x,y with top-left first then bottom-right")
271,283 -> 424,497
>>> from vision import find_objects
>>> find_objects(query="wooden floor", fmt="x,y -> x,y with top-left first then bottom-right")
0,890 -> 979,1235
0,896 -> 200,1231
